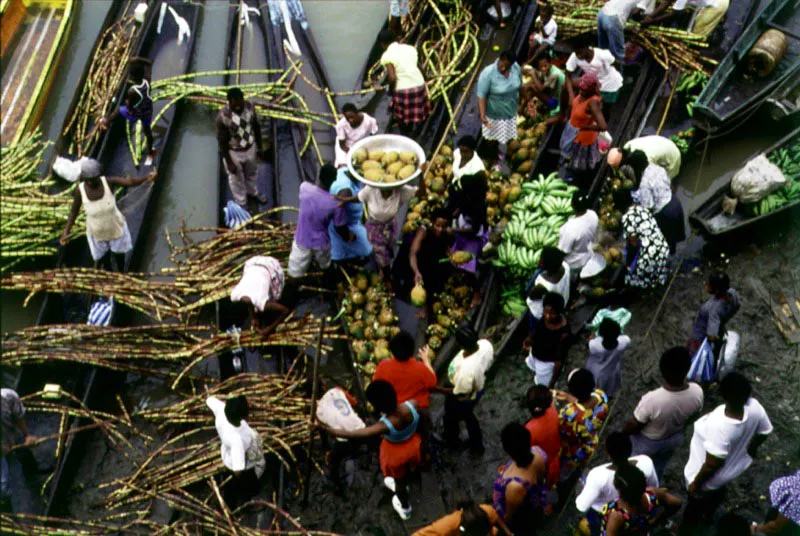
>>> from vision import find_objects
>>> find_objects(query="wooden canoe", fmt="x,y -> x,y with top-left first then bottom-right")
0,0 -> 74,146
688,125 -> 800,238
692,0 -> 800,131
765,62 -> 800,125
10,0 -> 200,516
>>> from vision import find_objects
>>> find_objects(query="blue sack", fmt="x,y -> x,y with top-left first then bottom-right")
687,338 -> 715,383
224,200 -> 252,229
88,297 -> 114,327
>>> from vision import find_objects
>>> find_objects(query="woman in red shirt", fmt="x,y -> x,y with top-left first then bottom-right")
525,385 -> 561,487
558,72 -> 608,187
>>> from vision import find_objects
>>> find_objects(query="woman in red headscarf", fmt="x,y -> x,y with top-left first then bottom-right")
559,73 -> 608,188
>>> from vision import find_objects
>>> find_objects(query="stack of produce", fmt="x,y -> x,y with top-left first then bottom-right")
494,173 -> 577,315
595,173 -> 636,233
669,127 -> 695,156
403,144 -> 454,233
752,140 -> 800,215
552,0 -> 715,74
341,271 -> 401,378
424,275 -> 472,354
485,169 -> 523,225
350,148 -> 419,184
676,70 -> 709,117
0,131 -> 84,271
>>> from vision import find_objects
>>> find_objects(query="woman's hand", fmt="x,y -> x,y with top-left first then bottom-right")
146,170 -> 158,182
97,117 -> 109,131
522,336 -> 532,351
414,270 -> 423,284
59,233 -> 69,247
481,116 -> 492,128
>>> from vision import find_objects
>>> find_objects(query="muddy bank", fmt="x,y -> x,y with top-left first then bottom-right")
286,212 -> 800,534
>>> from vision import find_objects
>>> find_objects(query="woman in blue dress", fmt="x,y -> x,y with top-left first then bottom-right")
328,168 -> 372,262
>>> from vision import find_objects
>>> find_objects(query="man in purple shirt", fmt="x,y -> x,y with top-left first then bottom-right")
288,164 -> 352,278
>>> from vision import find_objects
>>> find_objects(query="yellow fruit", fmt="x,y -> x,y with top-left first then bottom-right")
439,145 -> 452,156
386,161 -> 404,175
486,192 -> 499,205
513,148 -> 530,163
510,173 -> 524,184
507,140 -> 521,153
402,221 -> 417,234
384,174 -> 397,183
517,160 -> 533,174
433,155 -> 446,167
399,151 -> 417,165
450,251 -> 474,265
362,160 -> 381,170
487,206 -> 497,221
364,168 -> 385,182
354,273 -> 369,292
430,178 -> 446,193
352,148 -> 368,164
407,212 -> 421,221
411,283 -> 426,307
381,151 -> 399,165
508,185 -> 522,202
397,164 -> 416,180
368,149 -> 385,161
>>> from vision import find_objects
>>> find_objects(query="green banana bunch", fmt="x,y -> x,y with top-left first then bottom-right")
676,70 -> 709,94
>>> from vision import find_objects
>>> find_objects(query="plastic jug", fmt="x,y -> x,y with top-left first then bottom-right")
134,2 -> 148,24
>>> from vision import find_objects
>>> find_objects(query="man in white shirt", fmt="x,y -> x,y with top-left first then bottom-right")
576,432 -> 659,535
558,192 -> 599,274
623,347 -> 703,479
443,327 -> 494,454
206,395 -> 265,507
681,373 -> 772,534
597,0 -> 644,64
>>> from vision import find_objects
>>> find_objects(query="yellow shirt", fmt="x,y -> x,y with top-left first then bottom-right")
380,42 -> 425,91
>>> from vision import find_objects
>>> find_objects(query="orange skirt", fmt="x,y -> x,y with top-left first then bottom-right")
379,434 -> 422,479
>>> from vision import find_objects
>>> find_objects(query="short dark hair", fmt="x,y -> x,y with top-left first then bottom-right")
130,63 -> 145,81
567,368 -> 595,401
457,135 -> 477,151
605,432 -> 632,462
379,28 -> 395,45
541,4 -> 554,16
430,207 -> 450,224
659,346 -> 691,386
715,513 -> 752,536
540,246 -> 566,273
542,291 -> 565,315
574,34 -> 594,52
526,385 -> 553,417
319,163 -> 338,189
598,318 -> 621,350
342,103 -> 357,114
389,331 -> 415,361
455,326 -> 479,353
528,283 -> 548,301
501,422 -> 533,467
536,55 -> 552,66
227,87 -> 245,102
458,501 -> 493,536
499,49 -> 516,65
224,395 -> 249,426
708,271 -> 731,295
613,463 -> 646,504
571,190 -> 591,213
719,372 -> 751,407
612,188 -> 634,213
366,379 -> 398,414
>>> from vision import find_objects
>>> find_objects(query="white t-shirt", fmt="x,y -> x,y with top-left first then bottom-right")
684,399 -> 773,490
358,185 -> 416,222
576,455 -> 659,513
601,0 -> 641,23
452,148 -> 486,180
534,18 -> 558,46
634,384 -> 704,440
558,210 -> 599,269
206,397 -> 266,477
526,261 -> 571,319
380,42 -> 425,91
334,113 -> 378,167
566,49 -> 623,93
447,339 -> 495,397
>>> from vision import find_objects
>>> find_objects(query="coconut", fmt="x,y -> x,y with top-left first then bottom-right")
349,321 -> 365,339
368,149 -> 385,161
507,140 -> 522,154
384,174 -> 397,184
386,161 -> 404,175
433,155 -> 446,167
378,308 -> 395,326
513,148 -> 530,163
381,151 -> 400,166
519,138 -> 534,150
428,336 -> 443,351
350,291 -> 365,306
399,151 -> 417,165
354,273 -> 369,292
436,315 -> 451,329
508,185 -> 522,203
510,173 -> 524,184
486,192 -> 499,205
402,221 -> 417,234
453,285 -> 471,300
352,148 -> 368,164
397,164 -> 416,180
414,200 -> 428,214
487,206 -> 497,221
374,345 -> 392,360
361,160 -> 381,170
499,187 -> 510,207
517,126 -> 526,138
363,168 -> 385,182
503,203 -> 514,215
517,160 -> 533,174
407,212 -> 421,222
363,326 -> 376,340
439,145 -> 452,157
444,164 -> 453,177
410,283 -> 426,307
450,251 -> 474,265
430,178 -> 446,193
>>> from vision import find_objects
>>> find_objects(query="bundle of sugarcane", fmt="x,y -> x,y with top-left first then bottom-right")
102,373 -> 312,509
2,324 -> 209,375
365,0 -> 481,120
0,131 -> 85,271
554,5 -> 716,73
163,211 -> 296,313
2,317 -> 338,384
0,512 -> 144,536
0,268 -> 188,321
62,16 -> 139,156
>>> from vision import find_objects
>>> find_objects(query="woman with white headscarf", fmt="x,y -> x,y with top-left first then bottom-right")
61,159 -> 155,271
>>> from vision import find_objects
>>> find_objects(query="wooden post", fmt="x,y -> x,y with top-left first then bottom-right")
302,315 -> 326,505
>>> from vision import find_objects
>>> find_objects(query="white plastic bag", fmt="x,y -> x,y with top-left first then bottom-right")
731,154 -> 786,203
316,388 -> 365,433
716,331 -> 740,380
53,156 -> 89,183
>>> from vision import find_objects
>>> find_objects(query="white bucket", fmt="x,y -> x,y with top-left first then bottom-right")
134,2 -> 148,24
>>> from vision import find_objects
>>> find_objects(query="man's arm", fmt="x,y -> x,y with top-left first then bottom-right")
216,114 -> 235,173
251,108 -> 267,160
622,416 -> 647,435
747,433 -> 769,459
688,452 -> 725,493
60,189 -> 83,246
107,170 -> 157,188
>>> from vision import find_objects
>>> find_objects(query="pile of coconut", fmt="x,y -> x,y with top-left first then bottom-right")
351,148 -> 419,184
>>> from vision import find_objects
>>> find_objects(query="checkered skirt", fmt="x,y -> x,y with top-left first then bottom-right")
390,85 -> 432,125
481,117 -> 518,144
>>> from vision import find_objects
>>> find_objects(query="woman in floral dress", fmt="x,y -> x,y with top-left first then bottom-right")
613,189 -> 670,290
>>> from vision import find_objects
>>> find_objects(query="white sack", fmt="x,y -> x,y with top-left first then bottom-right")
731,154 -> 786,203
